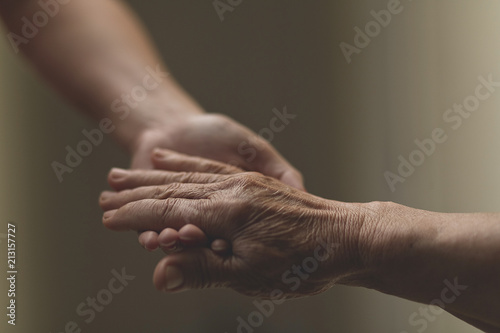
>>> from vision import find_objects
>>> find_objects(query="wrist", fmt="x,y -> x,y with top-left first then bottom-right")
355,201 -> 439,292
317,200 -> 420,288
316,200 -> 380,286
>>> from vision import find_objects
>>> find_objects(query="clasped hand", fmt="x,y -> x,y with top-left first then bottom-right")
100,149 -> 370,298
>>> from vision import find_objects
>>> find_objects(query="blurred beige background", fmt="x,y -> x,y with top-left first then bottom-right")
1,0 -> 499,332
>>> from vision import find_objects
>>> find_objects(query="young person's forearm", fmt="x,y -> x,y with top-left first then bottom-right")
359,202 -> 500,330
0,0 -> 203,150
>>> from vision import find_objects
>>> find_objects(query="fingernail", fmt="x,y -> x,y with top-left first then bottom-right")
144,234 -> 158,252
160,240 -> 177,248
153,149 -> 167,159
179,235 -> 195,242
103,210 -> 116,220
110,168 -> 128,180
100,191 -> 114,202
164,266 -> 183,291
211,240 -> 230,254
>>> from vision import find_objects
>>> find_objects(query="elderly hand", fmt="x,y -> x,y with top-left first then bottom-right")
129,113 -> 304,251
103,149 -> 246,254
100,152 -> 375,298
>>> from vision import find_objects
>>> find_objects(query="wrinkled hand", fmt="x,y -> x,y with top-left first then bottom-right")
103,149 -> 243,254
100,155 -> 368,299
129,114 -> 304,250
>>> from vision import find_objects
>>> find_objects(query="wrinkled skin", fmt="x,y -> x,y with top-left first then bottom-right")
101,149 -> 367,298
129,114 -> 304,251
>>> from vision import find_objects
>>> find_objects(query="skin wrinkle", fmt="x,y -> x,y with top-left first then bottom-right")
10,0 -> 490,314
2,0 -> 309,293
223,192 -> 339,298
101,151 -> 500,329
212,174 -> 348,294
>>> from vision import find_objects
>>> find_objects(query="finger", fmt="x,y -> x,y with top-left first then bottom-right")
279,169 -> 305,192
250,139 -> 305,191
210,239 -> 232,255
178,224 -> 208,247
158,226 -> 223,254
152,148 -> 244,174
153,248 -> 237,292
158,228 -> 180,253
100,183 -> 213,211
107,168 -> 231,191
138,231 -> 159,251
102,198 -> 214,233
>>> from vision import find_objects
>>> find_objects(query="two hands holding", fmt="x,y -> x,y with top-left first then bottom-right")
99,113 -> 353,298
101,148 -> 346,297
3,0 -> 497,328
98,114 -> 500,331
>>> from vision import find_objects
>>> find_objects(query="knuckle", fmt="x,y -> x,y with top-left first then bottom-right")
237,172 -> 261,188
156,183 -> 182,199
157,199 -> 173,221
160,172 -> 173,184
152,186 -> 167,199
177,171 -> 194,183
119,200 -> 136,217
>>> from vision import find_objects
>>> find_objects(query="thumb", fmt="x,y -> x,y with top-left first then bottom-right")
153,248 -> 235,292
249,140 -> 305,191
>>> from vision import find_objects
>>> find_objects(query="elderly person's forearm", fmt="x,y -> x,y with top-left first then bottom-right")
358,203 -> 500,331
100,150 -> 500,331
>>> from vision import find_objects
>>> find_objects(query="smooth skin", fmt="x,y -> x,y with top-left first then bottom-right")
0,0 -> 303,250
101,149 -> 500,333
